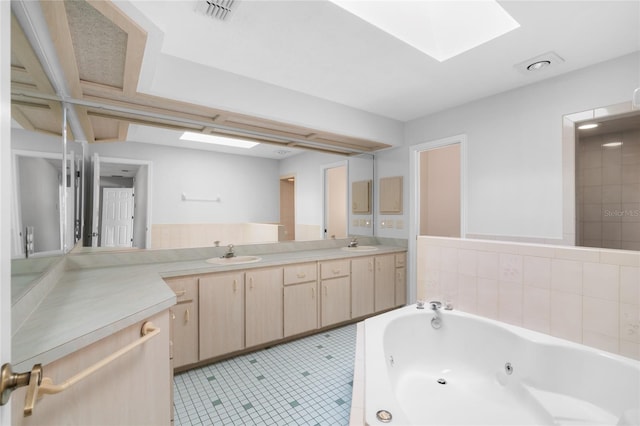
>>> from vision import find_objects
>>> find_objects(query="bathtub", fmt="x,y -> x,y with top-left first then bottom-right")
363,305 -> 640,426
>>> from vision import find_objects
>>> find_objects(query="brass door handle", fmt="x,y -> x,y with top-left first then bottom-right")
0,363 -> 43,416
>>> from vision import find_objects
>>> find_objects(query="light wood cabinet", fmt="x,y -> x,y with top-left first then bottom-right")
12,311 -> 171,426
284,263 -> 318,337
199,272 -> 245,359
284,281 -> 318,337
351,256 -> 374,318
395,253 -> 407,307
374,254 -> 396,311
165,276 -> 199,369
245,267 -> 284,347
321,276 -> 351,327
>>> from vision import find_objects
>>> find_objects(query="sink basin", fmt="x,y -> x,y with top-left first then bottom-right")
341,246 -> 378,252
206,255 -> 262,265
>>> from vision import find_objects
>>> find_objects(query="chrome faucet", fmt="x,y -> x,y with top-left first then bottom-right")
348,237 -> 359,248
430,300 -> 442,329
222,244 -> 235,258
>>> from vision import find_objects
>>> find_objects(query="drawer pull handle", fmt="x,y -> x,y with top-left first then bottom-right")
324,286 -> 328,296
174,290 -> 186,297
332,269 -> 340,275
249,277 -> 253,290
233,279 -> 237,292
185,309 -> 190,323
311,287 -> 315,299
297,273 -> 306,279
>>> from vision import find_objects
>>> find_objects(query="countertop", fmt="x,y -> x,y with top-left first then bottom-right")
12,242 -> 406,371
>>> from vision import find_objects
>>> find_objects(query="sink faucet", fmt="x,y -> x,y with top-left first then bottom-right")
430,300 -> 442,329
348,237 -> 358,248
222,244 -> 235,258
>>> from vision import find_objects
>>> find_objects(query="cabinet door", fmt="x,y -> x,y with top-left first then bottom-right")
171,301 -> 199,368
284,281 -> 318,337
245,268 -> 284,347
321,276 -> 351,327
351,256 -> 374,318
395,267 -> 406,307
374,254 -> 396,312
199,272 -> 245,360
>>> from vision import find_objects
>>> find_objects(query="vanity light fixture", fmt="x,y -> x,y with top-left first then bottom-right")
180,131 -> 259,149
578,123 -> 599,130
602,141 -> 623,148
329,0 -> 519,62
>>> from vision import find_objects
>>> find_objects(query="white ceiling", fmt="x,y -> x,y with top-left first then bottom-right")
124,0 -> 640,123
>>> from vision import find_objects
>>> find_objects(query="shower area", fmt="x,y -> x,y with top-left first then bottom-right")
576,112 -> 640,250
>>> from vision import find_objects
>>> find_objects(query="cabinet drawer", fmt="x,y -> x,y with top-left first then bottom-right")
320,259 -> 350,279
284,262 -> 317,285
165,276 -> 198,303
395,252 -> 406,268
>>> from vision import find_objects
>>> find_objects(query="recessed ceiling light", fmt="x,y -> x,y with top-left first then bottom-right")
602,141 -> 623,148
526,60 -> 551,71
180,131 -> 259,149
329,0 -> 519,62
578,123 -> 599,130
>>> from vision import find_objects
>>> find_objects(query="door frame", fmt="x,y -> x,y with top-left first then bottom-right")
322,160 -> 349,240
92,156 -> 153,249
409,134 -> 468,304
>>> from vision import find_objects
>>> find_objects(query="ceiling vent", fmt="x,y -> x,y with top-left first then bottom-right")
195,0 -> 236,21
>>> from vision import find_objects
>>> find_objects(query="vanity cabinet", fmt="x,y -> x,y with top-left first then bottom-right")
11,311 -> 171,425
374,254 -> 396,311
284,263 -> 318,337
320,260 -> 351,327
199,272 -> 245,359
395,253 -> 407,306
351,256 -> 375,318
165,276 -> 199,368
245,267 -> 284,347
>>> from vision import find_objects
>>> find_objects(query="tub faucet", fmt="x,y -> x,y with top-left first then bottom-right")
223,244 -> 235,258
430,300 -> 443,329
348,237 -> 358,248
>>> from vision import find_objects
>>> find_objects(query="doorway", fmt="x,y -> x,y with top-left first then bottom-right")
279,175 -> 295,241
89,154 -> 152,248
323,163 -> 348,240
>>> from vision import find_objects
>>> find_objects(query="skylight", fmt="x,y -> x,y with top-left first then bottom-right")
329,0 -> 520,62
180,131 -> 259,148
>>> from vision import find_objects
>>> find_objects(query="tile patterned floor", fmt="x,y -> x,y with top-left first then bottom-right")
174,324 -> 357,425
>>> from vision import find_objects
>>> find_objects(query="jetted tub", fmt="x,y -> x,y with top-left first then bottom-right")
364,305 -> 640,425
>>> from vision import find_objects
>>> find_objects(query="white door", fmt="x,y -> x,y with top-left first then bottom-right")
324,164 -> 347,239
100,188 -> 134,248
90,153 -> 100,247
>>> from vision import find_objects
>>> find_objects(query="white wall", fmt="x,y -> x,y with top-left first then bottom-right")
377,52 -> 640,241
90,141 -> 280,224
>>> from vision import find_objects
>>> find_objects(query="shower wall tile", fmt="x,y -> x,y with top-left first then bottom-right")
523,285 -> 550,334
551,259 -> 583,294
582,262 -> 619,301
583,330 -> 619,354
477,251 -> 499,280
523,256 -> 551,289
583,296 -> 619,338
619,266 -> 639,305
550,290 -> 583,343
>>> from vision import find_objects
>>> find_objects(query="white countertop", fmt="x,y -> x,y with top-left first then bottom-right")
12,243 -> 406,371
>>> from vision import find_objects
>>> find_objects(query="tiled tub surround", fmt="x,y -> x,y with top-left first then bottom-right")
360,306 -> 640,426
417,236 -> 640,359
11,237 -> 405,371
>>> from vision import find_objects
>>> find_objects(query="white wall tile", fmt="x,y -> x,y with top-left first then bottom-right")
524,256 -> 551,289
583,330 -> 619,354
619,340 -> 640,360
620,303 -> 640,344
550,291 -> 582,343
583,296 -> 619,338
582,262 -> 619,301
551,259 -> 583,294
499,253 -> 523,283
477,251 -> 499,280
498,281 -> 523,326
441,247 -> 459,272
620,266 -> 640,305
477,278 -> 498,320
523,285 -> 550,334
457,273 -> 477,314
458,249 -> 477,276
